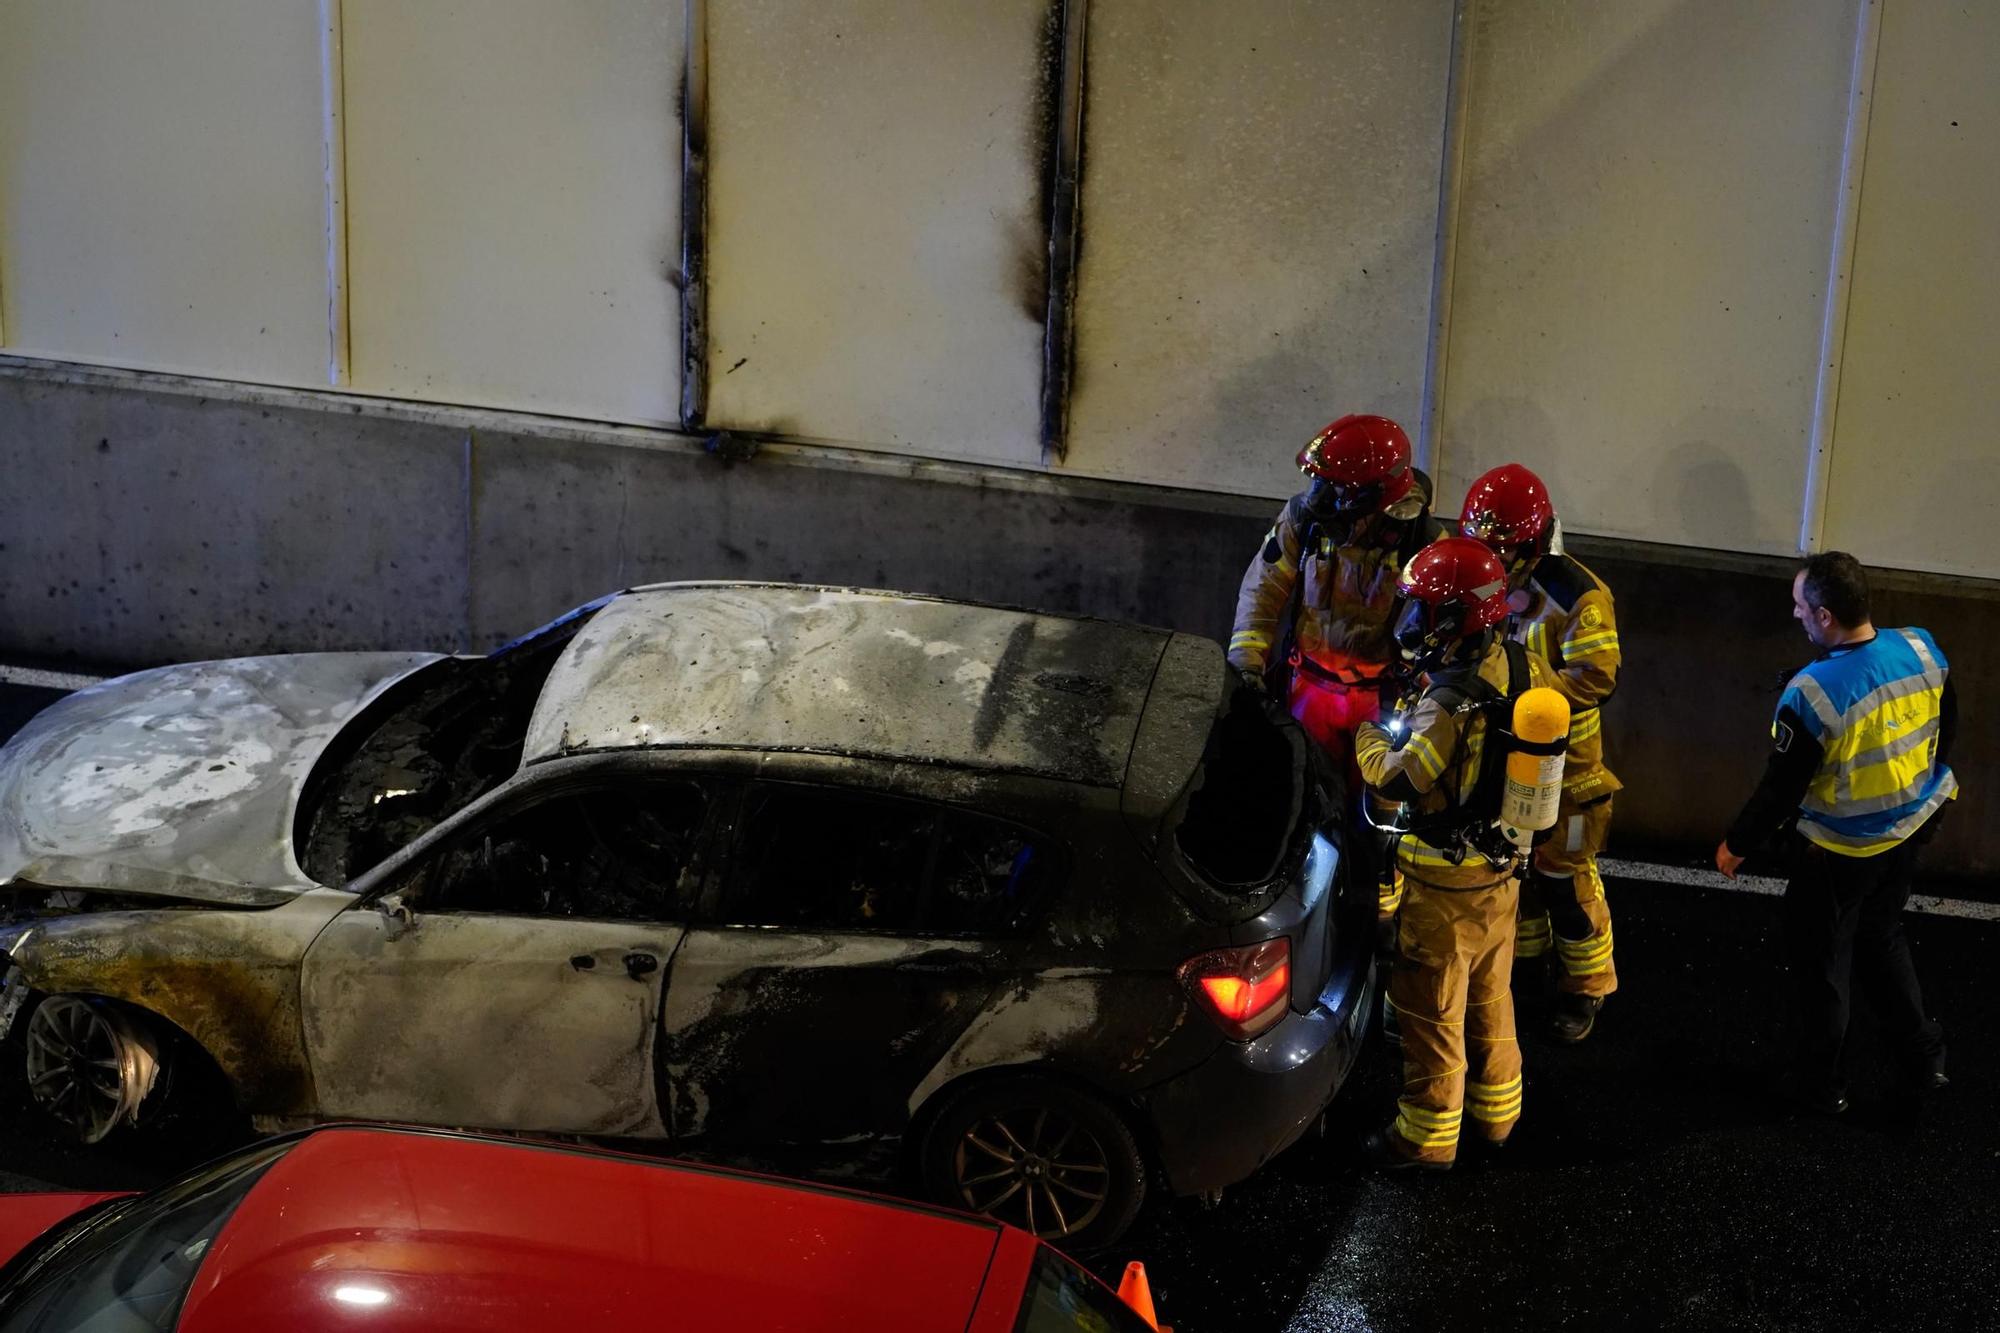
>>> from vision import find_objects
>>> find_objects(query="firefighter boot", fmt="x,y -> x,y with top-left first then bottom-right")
1551,993 -> 1604,1043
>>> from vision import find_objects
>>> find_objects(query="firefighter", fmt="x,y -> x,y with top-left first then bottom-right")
1459,464 -> 1621,1041
1716,552 -> 1954,1113
1353,537 -> 1560,1169
1228,414 -> 1445,916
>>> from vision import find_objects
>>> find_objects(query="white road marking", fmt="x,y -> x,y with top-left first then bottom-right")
1599,857 -> 2000,923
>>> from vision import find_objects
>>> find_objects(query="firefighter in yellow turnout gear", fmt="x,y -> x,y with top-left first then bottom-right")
1354,537 -> 1560,1169
1461,465 -> 1621,1042
1227,415 -> 1445,921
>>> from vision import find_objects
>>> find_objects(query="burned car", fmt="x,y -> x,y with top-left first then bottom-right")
0,583 -> 1372,1246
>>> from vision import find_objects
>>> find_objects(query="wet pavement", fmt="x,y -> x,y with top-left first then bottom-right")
1,680 -> 1995,1328
1107,882 -> 1998,1331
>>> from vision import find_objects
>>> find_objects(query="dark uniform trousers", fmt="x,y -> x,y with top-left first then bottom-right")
1783,817 -> 1947,1087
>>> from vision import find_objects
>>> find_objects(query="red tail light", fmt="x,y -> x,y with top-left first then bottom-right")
1179,938 -> 1291,1040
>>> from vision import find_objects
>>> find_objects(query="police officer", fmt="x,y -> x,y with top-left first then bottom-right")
1460,465 -> 1621,1041
1229,415 -> 1445,916
1353,537 -> 1560,1169
1716,552 -> 1955,1113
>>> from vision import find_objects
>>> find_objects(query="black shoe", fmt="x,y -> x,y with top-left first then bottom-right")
1791,1082 -> 1850,1116
1551,994 -> 1604,1043
1359,1128 -> 1452,1173
1916,1066 -> 1950,1093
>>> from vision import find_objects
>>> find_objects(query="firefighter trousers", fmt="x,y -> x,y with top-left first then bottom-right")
1387,873 -> 1523,1164
1518,793 -> 1617,999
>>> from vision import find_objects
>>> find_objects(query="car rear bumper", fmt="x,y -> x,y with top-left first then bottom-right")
1140,947 -> 1375,1196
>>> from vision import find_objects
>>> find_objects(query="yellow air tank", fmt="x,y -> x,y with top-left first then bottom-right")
1501,686 -> 1571,847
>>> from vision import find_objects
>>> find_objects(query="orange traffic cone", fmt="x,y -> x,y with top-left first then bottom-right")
1117,1261 -> 1159,1330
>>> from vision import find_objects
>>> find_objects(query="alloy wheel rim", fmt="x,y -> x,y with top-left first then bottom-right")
24,997 -> 138,1144
953,1106 -> 1111,1239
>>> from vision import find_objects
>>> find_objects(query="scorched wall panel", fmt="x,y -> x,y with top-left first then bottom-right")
701,0 -> 1049,465
1062,0 -> 1455,498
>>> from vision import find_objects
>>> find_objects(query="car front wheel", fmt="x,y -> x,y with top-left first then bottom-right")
919,1077 -> 1146,1251
22,995 -> 163,1145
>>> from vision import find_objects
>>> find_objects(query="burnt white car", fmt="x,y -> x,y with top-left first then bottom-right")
0,583 -> 1371,1247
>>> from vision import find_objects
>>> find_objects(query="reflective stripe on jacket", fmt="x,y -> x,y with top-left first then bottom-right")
1507,555 -> 1620,802
1355,640 -> 1558,888
1784,627 -> 1958,857
1229,490 -> 1442,675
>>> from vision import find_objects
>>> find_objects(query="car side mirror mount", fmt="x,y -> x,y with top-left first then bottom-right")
377,891 -> 418,940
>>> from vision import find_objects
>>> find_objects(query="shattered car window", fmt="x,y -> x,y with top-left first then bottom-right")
728,785 -> 1055,936
297,605 -> 600,886
411,781 -> 708,923
928,815 -> 1047,935
1174,691 -> 1305,888
733,787 -> 934,932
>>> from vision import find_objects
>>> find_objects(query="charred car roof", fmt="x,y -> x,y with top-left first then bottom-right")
522,583 -> 1188,787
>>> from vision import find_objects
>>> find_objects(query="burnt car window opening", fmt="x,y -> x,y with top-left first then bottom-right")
930,814 -> 1049,935
296,604 -> 602,887
732,786 -> 1054,936
1012,1250 -> 1157,1333
1174,691 -> 1305,888
0,1139 -> 291,1332
413,781 -> 709,923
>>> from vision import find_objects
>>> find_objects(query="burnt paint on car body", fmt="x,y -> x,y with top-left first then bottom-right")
522,584 -> 1169,787
5,892 -> 353,1115
0,584 -> 1373,1229
0,653 -> 444,902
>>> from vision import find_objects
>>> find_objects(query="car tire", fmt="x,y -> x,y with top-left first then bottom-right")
919,1076 -> 1146,1252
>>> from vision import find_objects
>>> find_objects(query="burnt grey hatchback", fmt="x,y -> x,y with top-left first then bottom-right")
0,583 -> 1372,1249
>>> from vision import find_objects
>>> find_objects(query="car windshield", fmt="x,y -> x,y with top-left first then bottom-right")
295,600 -> 605,886
0,1140 -> 291,1332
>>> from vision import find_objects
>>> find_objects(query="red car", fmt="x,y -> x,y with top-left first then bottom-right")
0,1126 -> 1163,1331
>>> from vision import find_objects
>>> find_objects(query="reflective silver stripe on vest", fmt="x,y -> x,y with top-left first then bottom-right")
1790,673 -> 1842,737
1901,628 -> 1943,685
1798,771 -> 1958,853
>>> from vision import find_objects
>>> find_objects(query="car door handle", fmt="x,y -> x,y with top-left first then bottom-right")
623,952 -> 659,979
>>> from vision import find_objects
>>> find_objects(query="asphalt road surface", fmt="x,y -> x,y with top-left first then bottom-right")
1,680 -> 1994,1330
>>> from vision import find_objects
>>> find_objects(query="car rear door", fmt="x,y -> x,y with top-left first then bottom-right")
658,781 -> 1055,1148
300,775 -> 715,1137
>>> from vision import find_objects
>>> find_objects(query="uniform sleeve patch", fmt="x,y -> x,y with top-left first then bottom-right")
1580,606 -> 1603,629
1774,720 -> 1795,754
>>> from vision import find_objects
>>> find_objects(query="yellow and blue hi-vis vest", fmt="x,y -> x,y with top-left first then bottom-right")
1780,627 -> 1957,857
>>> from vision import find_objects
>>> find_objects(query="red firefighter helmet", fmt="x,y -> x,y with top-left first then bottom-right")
1296,415 -> 1415,515
1391,537 -> 1511,668
1459,464 -> 1555,577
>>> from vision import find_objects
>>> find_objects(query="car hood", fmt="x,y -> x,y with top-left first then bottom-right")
0,653 -> 444,905
0,1193 -> 126,1268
